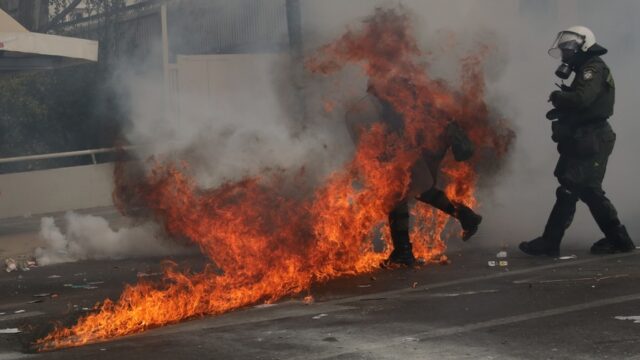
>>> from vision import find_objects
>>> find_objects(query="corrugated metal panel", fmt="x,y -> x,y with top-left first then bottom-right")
168,0 -> 288,61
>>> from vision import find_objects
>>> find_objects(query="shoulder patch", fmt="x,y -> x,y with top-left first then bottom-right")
583,69 -> 595,81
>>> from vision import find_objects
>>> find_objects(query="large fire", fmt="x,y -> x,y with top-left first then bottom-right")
35,8 -> 513,350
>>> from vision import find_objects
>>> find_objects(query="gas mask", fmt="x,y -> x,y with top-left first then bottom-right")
549,31 -> 585,79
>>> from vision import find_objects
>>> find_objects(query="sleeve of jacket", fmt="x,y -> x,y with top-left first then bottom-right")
551,63 -> 605,111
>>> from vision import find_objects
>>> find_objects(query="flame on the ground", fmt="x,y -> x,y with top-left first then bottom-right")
35,8 -> 513,350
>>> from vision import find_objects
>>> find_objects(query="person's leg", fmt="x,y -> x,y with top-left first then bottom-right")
387,200 -> 416,265
580,187 -> 635,253
520,185 -> 578,257
416,187 -> 482,241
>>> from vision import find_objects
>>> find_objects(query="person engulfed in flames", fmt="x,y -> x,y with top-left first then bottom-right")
346,80 -> 483,267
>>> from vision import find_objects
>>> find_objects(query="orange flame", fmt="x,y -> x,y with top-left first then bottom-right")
35,7 -> 513,350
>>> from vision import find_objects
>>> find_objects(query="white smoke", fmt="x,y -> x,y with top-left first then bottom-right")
35,212 -> 193,266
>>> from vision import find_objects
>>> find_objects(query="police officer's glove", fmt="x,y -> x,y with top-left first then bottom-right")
548,90 -> 562,107
546,108 -> 561,121
551,121 -> 570,143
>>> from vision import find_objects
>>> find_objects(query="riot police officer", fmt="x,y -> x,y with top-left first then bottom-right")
520,26 -> 635,256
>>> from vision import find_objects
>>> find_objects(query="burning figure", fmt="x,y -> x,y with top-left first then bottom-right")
346,81 -> 482,266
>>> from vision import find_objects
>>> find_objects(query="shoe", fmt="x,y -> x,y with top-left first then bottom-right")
591,225 -> 635,254
383,248 -> 417,267
456,204 -> 483,241
519,237 -> 560,257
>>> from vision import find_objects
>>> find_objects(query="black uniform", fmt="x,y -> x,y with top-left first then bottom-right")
520,49 -> 635,256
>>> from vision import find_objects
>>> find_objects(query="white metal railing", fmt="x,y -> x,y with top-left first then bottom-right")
0,145 -> 137,165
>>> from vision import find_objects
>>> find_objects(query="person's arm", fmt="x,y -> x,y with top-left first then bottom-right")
550,63 -> 605,111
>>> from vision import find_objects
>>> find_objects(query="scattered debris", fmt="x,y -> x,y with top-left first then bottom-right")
411,282 -> 418,289
50,293 -> 59,299
496,251 -> 508,259
0,312 -> 5,316
439,255 -> 451,265
401,337 -> 420,342
557,255 -> 578,260
33,293 -> 51,298
303,295 -> 314,305
499,261 -> 509,267
357,284 -> 372,288
47,275 -> 62,279
615,316 -> 640,324
137,272 -> 162,278
254,303 -> 277,309
430,290 -> 499,298
488,261 -> 497,267
87,281 -> 104,285
13,310 -> 25,314
63,284 -> 98,290
312,313 -> 328,320
100,348 -> 107,351
28,299 -> 43,304
0,328 -> 21,334
5,258 -> 17,273
370,276 -> 377,281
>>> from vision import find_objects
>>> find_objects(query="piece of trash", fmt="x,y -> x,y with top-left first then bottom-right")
254,303 -> 277,309
488,261 -> 497,267
100,348 -> 107,351
357,284 -> 372,288
499,261 -> 509,267
64,284 -> 98,290
411,282 -> 418,289
401,337 -> 420,343
87,281 -> 104,285
312,313 -> 328,320
47,275 -> 62,279
28,299 -> 43,304
557,255 -> 578,260
615,316 -> 640,324
136,272 -> 162,278
439,255 -> 451,265
370,276 -> 377,281
26,260 -> 37,268
50,293 -> 59,299
303,295 -> 314,305
496,251 -> 508,259
33,293 -> 51,298
0,313 -> 5,316
82,307 -> 90,311
0,328 -> 21,334
5,258 -> 17,273
14,310 -> 25,314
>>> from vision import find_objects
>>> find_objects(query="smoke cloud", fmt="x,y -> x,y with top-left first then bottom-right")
109,0 -> 640,252
35,212 -> 193,266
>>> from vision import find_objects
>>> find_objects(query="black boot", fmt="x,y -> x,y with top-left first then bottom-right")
417,188 -> 482,241
385,230 -> 417,267
519,237 -> 560,257
591,225 -> 635,254
521,186 -> 578,257
454,203 -> 483,241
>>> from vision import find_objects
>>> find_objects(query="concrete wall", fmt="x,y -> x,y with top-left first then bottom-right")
0,163 -> 114,219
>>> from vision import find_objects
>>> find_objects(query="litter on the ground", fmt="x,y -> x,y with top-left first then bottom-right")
357,284 -> 372,288
33,293 -> 51,298
28,299 -> 43,304
0,328 -> 21,334
47,275 -> 62,279
312,313 -> 328,320
615,316 -> 640,323
87,281 -> 104,285
13,310 -> 25,314
430,290 -> 499,298
488,261 -> 497,267
137,272 -> 162,278
496,251 -> 508,258
303,295 -> 314,304
411,282 -> 418,289
557,255 -> 578,260
499,261 -> 509,267
63,284 -> 98,290
254,303 -> 277,309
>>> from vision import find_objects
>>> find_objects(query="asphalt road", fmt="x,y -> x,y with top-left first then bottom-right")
0,242 -> 639,360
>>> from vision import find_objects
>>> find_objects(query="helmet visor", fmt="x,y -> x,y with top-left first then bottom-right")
549,31 -> 585,59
